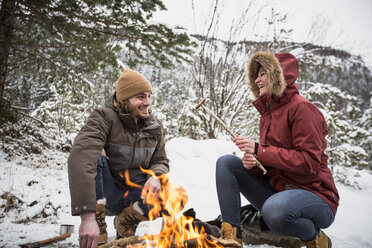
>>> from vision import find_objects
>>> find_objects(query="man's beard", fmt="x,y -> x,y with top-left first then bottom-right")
123,100 -> 150,120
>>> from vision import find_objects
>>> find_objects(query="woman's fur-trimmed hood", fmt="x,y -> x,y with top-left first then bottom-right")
247,51 -> 299,99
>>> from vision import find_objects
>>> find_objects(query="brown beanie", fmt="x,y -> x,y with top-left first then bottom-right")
115,69 -> 153,102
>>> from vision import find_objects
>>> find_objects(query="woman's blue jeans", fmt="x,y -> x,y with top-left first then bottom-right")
216,154 -> 335,241
95,155 -> 146,216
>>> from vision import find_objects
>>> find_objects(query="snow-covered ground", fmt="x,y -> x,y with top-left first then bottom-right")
0,137 -> 371,247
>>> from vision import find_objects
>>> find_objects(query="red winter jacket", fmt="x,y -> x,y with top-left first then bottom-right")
247,51 -> 339,215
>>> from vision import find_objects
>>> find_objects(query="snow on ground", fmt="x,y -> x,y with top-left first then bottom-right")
0,137 -> 371,247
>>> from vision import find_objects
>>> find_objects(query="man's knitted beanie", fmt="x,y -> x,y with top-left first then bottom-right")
116,69 -> 152,102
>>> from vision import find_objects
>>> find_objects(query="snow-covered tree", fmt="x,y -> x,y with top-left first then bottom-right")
359,93 -> 372,168
300,82 -> 369,169
0,0 -> 196,120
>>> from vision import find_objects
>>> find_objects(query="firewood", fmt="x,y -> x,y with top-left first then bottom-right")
97,236 -> 144,248
98,234 -> 240,248
169,235 -> 241,248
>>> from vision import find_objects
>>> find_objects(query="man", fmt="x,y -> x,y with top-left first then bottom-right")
68,69 -> 170,248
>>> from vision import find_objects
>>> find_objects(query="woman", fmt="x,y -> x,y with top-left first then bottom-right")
215,51 -> 339,248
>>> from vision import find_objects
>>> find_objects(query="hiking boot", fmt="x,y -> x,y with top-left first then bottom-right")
115,202 -> 148,238
218,222 -> 242,247
304,230 -> 332,248
96,199 -> 108,245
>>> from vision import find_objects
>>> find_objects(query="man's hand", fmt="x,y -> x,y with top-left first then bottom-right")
142,176 -> 161,203
242,153 -> 257,170
79,212 -> 99,248
233,134 -> 255,154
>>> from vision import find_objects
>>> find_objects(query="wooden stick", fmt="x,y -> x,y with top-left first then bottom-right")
195,98 -> 267,174
199,105 -> 236,138
19,232 -> 71,247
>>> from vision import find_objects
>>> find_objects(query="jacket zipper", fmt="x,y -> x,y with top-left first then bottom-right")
129,132 -> 139,168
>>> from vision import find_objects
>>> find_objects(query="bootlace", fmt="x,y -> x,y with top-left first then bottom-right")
97,220 -> 107,231
305,237 -> 320,248
96,208 -> 107,233
118,214 -> 141,235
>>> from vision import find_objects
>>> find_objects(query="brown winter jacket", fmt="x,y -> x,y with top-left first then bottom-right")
68,96 -> 169,216
247,51 -> 339,215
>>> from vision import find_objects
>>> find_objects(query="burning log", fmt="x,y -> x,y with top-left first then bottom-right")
106,169 -> 239,248
180,235 -> 241,248
169,234 -> 241,248
99,234 -> 241,248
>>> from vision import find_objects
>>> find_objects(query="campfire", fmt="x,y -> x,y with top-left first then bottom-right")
107,168 -> 226,248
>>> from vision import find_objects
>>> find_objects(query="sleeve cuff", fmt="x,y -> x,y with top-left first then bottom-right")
254,142 -> 259,155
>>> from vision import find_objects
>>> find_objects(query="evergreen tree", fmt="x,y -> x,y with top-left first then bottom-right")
300,82 -> 369,169
359,94 -> 372,169
0,0 -> 196,115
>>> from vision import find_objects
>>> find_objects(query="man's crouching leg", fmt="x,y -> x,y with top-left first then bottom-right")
115,201 -> 149,238
115,183 -> 188,239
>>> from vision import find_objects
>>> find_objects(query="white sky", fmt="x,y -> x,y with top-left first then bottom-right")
153,0 -> 372,67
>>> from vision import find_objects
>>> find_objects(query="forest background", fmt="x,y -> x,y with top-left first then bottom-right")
1,0 -> 370,171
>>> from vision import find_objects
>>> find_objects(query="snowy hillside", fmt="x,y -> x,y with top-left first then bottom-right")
0,137 -> 371,247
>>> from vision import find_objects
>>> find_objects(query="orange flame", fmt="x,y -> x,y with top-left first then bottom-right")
119,170 -> 141,200
124,167 -> 222,248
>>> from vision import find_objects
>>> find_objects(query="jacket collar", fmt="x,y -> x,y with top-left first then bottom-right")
252,83 -> 299,115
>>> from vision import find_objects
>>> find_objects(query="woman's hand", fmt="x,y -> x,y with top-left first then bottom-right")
242,153 -> 257,170
233,134 -> 255,154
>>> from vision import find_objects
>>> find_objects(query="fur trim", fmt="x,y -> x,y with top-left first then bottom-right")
97,198 -> 107,206
247,51 -> 286,99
